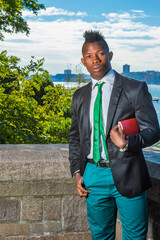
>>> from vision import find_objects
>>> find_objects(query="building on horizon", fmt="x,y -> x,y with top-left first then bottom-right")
64,69 -> 72,82
64,69 -> 72,75
123,64 -> 130,74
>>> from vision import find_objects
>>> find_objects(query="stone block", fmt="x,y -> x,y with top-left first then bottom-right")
0,223 -> 30,236
44,197 -> 61,220
147,199 -> 160,239
147,178 -> 160,204
0,200 -> 20,222
0,233 -> 92,240
32,222 -> 61,234
40,233 -> 92,240
150,222 -> 160,240
0,180 -> 76,197
147,212 -> 154,239
0,148 -> 70,182
62,196 -> 89,232
22,198 -> 42,221
148,199 -> 160,224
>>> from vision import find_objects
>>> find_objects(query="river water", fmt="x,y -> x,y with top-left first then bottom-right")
148,85 -> 160,123
54,82 -> 160,123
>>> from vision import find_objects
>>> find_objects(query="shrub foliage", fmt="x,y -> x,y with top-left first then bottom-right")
0,51 -> 73,143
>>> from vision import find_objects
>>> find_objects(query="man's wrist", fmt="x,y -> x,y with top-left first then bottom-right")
119,139 -> 128,152
73,170 -> 80,176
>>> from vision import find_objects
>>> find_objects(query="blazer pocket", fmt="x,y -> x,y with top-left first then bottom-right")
124,151 -> 137,158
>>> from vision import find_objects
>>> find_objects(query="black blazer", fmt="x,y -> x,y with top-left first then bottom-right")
69,71 -> 160,198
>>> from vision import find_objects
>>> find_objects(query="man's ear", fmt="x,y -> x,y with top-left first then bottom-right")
81,58 -> 85,66
109,51 -> 113,61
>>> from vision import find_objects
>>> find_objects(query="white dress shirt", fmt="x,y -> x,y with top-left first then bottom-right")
87,68 -> 115,159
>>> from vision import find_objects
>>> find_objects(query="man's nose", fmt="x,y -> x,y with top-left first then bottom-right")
93,55 -> 100,63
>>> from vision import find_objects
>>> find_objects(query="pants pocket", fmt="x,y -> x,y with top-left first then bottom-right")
82,162 -> 89,185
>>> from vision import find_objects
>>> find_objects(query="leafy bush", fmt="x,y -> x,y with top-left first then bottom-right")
0,51 -> 73,143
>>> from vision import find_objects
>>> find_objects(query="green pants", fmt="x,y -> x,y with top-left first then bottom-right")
83,162 -> 148,240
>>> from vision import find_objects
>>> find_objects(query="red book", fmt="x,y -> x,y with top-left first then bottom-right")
118,118 -> 140,136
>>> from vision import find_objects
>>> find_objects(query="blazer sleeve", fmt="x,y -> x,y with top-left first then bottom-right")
68,92 -> 81,177
127,81 -> 160,152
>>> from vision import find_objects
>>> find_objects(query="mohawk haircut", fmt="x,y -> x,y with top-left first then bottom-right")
82,30 -> 109,52
83,30 -> 105,43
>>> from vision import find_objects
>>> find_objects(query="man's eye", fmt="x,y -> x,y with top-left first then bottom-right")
86,55 -> 91,58
99,52 -> 104,56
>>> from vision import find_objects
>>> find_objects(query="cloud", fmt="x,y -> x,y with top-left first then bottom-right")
102,10 -> 148,22
131,10 -> 145,13
1,10 -> 160,74
76,11 -> 88,17
23,7 -> 87,18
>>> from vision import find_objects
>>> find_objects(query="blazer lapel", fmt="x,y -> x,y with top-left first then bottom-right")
83,82 -> 92,138
106,71 -> 123,138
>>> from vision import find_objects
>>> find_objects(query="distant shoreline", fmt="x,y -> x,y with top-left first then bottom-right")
51,70 -> 160,85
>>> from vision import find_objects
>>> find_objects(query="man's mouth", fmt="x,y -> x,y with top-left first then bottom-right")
93,65 -> 102,72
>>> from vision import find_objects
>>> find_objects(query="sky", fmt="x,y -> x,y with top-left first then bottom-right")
1,0 -> 160,75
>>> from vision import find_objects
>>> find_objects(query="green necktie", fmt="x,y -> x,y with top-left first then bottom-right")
93,82 -> 109,163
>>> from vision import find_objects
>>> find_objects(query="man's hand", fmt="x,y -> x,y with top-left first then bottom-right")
74,172 -> 91,197
110,125 -> 127,148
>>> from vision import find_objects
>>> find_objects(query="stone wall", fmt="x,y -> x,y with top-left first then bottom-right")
0,144 -> 159,240
0,144 -> 91,240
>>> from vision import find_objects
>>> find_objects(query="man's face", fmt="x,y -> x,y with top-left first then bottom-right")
81,41 -> 113,80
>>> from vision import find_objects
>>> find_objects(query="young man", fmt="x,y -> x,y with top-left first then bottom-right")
69,30 -> 160,240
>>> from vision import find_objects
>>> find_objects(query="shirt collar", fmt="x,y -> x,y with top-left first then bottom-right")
91,68 -> 115,89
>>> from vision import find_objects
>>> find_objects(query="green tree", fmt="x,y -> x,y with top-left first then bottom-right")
75,63 -> 88,86
0,0 -> 45,40
0,51 -> 46,143
0,86 -> 43,143
0,51 -> 53,104
77,73 -> 88,85
41,84 -> 73,143
0,50 -> 21,93
26,57 -> 54,106
0,51 -> 73,143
